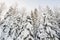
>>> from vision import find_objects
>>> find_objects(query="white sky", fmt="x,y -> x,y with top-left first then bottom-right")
0,0 -> 60,11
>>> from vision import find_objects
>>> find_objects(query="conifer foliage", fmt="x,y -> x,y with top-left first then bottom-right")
0,3 -> 60,40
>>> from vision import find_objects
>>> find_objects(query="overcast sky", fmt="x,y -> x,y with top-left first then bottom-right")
0,0 -> 60,10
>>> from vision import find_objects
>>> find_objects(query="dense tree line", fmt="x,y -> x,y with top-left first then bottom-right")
0,3 -> 60,40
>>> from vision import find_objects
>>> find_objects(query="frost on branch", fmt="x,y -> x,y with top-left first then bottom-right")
0,3 -> 60,40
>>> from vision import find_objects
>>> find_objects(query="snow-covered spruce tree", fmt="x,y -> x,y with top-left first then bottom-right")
39,6 -> 60,40
53,8 -> 60,40
0,3 -> 23,40
31,8 -> 40,40
32,6 -> 60,40
0,5 -> 19,40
